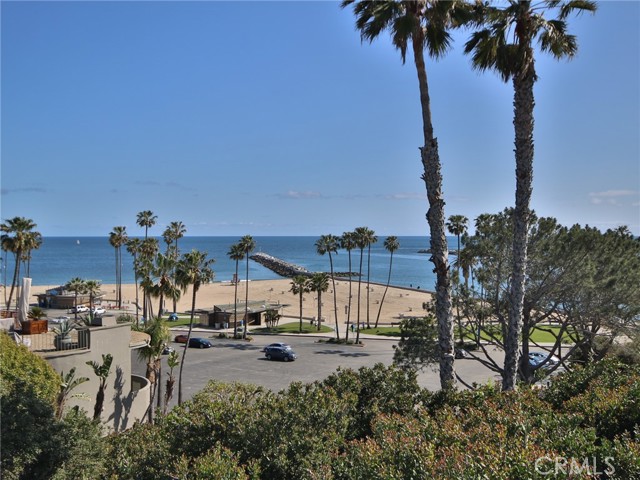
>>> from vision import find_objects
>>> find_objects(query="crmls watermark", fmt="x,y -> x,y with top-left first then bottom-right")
534,456 -> 615,476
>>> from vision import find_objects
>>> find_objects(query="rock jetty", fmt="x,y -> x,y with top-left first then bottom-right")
250,252 -> 311,278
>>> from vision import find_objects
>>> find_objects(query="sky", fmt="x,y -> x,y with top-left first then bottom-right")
1,0 -> 638,237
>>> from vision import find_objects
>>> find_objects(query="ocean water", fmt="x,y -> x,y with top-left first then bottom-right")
4,236 -> 460,290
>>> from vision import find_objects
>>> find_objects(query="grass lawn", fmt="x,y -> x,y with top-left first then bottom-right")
360,323 -> 575,343
165,315 -> 197,327
253,322 -> 333,335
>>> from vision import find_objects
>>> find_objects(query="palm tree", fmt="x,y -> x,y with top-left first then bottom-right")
353,227 -> 368,344
84,280 -> 102,317
290,275 -> 310,333
126,238 -> 142,323
315,234 -> 341,340
86,353 -> 113,421
21,230 -> 42,278
340,231 -> 357,341
65,277 -> 87,321
375,236 -> 399,328
163,221 -> 187,313
175,249 -> 215,405
149,253 -> 181,319
354,226 -> 377,328
342,0 -> 464,388
1,216 -> 38,310
239,235 -> 256,339
134,317 -> 169,422
136,210 -> 157,239
109,226 -> 128,309
307,272 -> 330,332
446,215 -> 468,283
137,237 -> 160,321
163,351 -> 180,415
227,243 -> 245,337
464,0 -> 596,391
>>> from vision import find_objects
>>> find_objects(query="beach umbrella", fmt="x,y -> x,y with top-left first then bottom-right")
17,277 -> 31,325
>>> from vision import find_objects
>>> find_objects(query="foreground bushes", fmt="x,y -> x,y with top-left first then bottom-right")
104,360 -> 640,480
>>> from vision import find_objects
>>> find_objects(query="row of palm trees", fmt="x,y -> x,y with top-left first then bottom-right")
341,0 -> 596,390
285,229 -> 401,345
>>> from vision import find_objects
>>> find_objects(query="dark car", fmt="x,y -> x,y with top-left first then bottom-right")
188,337 -> 213,349
264,345 -> 296,362
162,344 -> 175,355
174,334 -> 188,343
455,348 -> 470,359
261,342 -> 291,352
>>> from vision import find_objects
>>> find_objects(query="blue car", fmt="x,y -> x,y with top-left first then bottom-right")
188,338 -> 213,349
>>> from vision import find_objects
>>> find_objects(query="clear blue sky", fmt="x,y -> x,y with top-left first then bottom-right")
2,1 -> 638,237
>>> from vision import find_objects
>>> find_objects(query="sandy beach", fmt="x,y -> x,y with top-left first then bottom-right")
31,279 -> 433,328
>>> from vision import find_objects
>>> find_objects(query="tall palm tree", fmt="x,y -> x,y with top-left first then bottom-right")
464,0 -> 596,391
227,243 -> 245,337
175,249 -> 215,405
136,210 -> 157,239
65,277 -> 87,321
342,0 -> 465,388
109,226 -> 128,309
126,238 -> 142,323
163,221 -> 187,313
138,237 -> 160,321
239,235 -> 256,339
446,215 -> 468,283
307,272 -> 330,332
354,226 -> 377,328
340,231 -> 357,341
21,230 -> 42,278
353,227 -> 368,344
1,216 -> 38,310
134,317 -> 169,422
149,253 -> 180,319
375,236 -> 399,328
315,234 -> 341,340
290,275 -> 310,333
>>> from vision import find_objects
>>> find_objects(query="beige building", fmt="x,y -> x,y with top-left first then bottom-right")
21,316 -> 151,433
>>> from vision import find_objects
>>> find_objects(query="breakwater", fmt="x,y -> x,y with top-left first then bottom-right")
250,253 -> 311,278
250,252 -> 359,279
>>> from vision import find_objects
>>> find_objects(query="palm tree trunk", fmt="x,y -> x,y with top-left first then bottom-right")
345,251 -> 352,342
299,292 -> 303,333
178,287 -> 198,405
375,252 -> 394,328
413,33 -> 455,389
233,261 -> 239,336
6,252 -> 21,311
329,252 -> 340,340
503,68 -> 536,391
366,245 -> 371,328
244,257 -> 249,339
356,249 -> 364,344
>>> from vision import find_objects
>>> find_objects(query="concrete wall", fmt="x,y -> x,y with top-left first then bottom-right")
43,322 -> 150,433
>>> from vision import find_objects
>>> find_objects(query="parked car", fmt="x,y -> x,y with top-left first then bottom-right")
91,306 -> 106,316
455,348 -> 471,359
168,313 -> 179,321
262,342 -> 291,352
264,346 -> 297,362
162,344 -> 175,355
529,351 -> 560,369
174,334 -> 188,343
71,305 -> 89,313
51,316 -> 70,324
188,338 -> 213,349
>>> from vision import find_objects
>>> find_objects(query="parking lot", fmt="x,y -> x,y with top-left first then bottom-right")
133,330 -> 504,410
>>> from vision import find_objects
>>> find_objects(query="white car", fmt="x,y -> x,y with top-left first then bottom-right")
71,305 -> 89,313
91,306 -> 106,316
